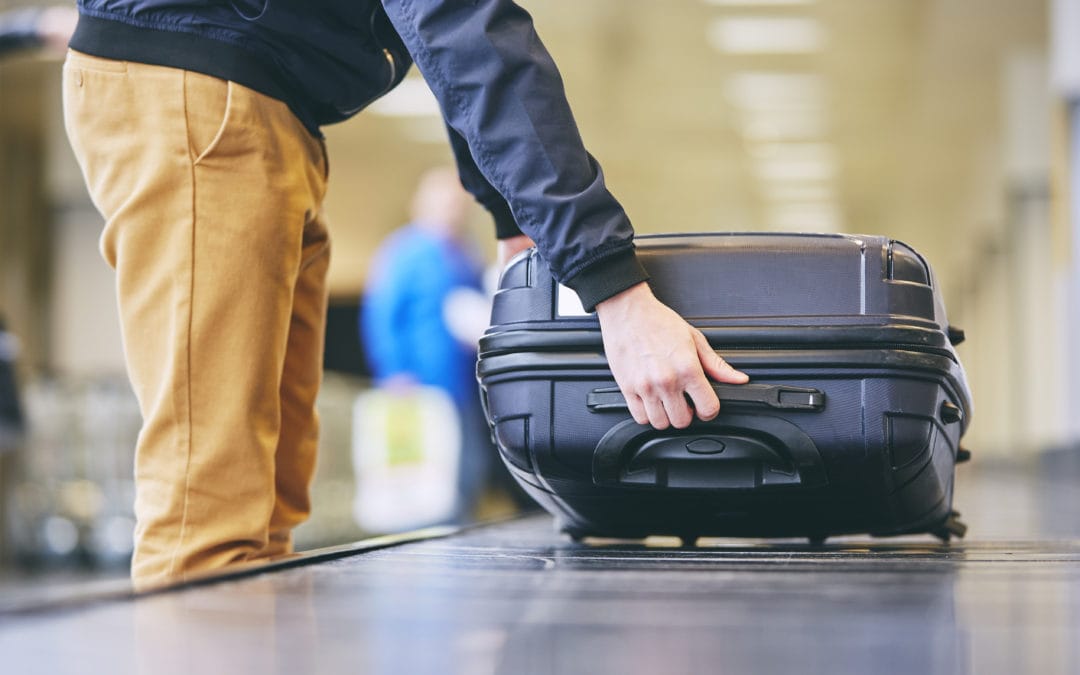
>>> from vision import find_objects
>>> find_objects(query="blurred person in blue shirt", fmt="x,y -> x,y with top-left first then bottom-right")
361,167 -> 493,520
363,167 -> 484,404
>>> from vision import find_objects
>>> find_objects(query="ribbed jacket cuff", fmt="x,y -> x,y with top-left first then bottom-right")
563,248 -> 650,312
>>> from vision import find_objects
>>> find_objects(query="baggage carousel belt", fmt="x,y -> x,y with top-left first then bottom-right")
2,456 -> 1080,674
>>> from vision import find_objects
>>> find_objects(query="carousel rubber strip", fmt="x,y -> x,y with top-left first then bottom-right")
0,524 -> 460,619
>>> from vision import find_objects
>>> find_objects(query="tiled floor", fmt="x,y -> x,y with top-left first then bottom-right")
1,452 -> 1079,674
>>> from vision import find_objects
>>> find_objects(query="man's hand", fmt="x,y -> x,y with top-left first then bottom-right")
595,282 -> 748,430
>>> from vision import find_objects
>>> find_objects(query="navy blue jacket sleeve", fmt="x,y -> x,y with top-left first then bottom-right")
381,0 -> 649,311
443,119 -> 521,240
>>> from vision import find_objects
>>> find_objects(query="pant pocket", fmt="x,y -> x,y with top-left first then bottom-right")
183,71 -> 233,164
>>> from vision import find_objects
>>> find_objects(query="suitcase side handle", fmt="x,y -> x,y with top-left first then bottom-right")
587,383 -> 826,413
592,414 -> 828,490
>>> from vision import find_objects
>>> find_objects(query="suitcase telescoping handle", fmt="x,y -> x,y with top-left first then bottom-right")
586,383 -> 826,413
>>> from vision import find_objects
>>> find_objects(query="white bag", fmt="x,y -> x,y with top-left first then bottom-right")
351,385 -> 461,533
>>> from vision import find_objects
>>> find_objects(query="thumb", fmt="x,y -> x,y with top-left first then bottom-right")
693,329 -> 749,384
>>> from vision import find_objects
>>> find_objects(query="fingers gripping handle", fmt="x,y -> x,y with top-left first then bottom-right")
586,383 -> 826,413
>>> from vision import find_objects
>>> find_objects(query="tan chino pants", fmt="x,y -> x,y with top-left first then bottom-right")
63,50 -> 330,583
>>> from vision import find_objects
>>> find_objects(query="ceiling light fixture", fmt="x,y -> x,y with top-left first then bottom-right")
725,72 -> 825,109
738,115 -> 827,141
751,142 -> 836,182
767,203 -> 841,232
761,183 -> 836,202
704,0 -> 814,6
708,17 -> 824,54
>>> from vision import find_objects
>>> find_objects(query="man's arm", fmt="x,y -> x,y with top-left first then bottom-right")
380,0 -> 747,429
381,0 -> 645,306
443,120 -> 522,241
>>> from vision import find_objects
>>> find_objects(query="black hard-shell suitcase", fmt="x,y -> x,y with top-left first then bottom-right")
477,233 -> 973,543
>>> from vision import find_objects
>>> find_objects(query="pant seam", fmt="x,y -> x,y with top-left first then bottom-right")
166,73 -> 198,577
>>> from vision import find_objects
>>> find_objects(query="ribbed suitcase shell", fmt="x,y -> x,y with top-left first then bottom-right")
478,233 -> 973,542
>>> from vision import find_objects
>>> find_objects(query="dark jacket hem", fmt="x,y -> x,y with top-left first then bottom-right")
69,14 -> 320,137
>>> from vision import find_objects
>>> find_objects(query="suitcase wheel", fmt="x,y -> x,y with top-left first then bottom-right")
558,523 -> 590,543
930,510 -> 968,542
